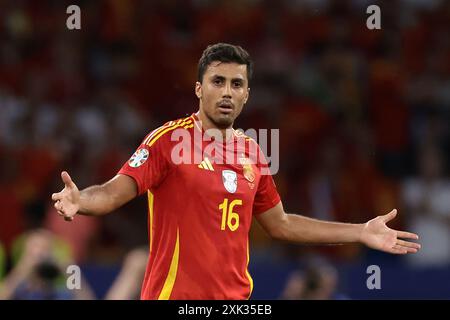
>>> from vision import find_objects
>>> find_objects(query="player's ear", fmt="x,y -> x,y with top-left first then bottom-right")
195,81 -> 202,99
244,87 -> 250,104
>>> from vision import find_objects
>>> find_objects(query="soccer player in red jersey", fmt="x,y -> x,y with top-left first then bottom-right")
51,43 -> 421,300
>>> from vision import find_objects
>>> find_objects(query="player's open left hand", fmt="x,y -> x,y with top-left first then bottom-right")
360,209 -> 421,254
51,171 -> 80,222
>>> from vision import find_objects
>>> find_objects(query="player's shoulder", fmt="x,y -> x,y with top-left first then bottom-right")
142,115 -> 194,147
233,129 -> 270,166
233,129 -> 260,147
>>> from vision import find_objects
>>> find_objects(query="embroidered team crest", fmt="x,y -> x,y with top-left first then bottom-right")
128,148 -> 149,168
239,156 -> 256,189
222,170 -> 237,193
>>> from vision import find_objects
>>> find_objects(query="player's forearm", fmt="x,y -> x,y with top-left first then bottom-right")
275,213 -> 364,244
77,184 -> 119,216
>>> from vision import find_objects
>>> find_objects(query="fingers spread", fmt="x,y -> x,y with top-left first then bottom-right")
54,201 -> 62,211
52,192 -> 62,201
383,209 -> 397,223
396,239 -> 421,250
58,211 -> 74,222
392,244 -> 418,254
399,246 -> 419,254
389,248 -> 407,255
396,230 -> 419,240
61,171 -> 75,188
391,245 -> 407,254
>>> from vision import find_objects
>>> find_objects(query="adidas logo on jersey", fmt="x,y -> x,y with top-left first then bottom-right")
198,157 -> 214,171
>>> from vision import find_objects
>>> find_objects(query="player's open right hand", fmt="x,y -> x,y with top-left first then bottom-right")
51,171 -> 80,222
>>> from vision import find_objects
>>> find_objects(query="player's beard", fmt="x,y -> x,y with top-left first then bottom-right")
206,109 -> 235,129
210,114 -> 235,129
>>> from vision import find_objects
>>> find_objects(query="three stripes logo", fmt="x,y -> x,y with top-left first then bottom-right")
198,157 -> 214,171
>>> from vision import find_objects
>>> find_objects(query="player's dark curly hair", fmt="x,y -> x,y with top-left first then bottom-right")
197,43 -> 253,83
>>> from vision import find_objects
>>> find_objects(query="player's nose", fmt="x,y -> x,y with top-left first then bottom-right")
222,82 -> 232,98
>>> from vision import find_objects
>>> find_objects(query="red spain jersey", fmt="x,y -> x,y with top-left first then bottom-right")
118,113 -> 280,300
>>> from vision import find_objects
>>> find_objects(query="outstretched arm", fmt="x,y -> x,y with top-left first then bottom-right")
256,202 -> 420,254
51,171 -> 138,221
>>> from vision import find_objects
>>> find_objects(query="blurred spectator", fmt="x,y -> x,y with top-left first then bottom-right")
44,206 -> 99,264
402,145 -> 450,267
0,242 -> 5,280
0,229 -> 95,299
280,255 -> 348,300
0,149 -> 25,251
104,247 -> 148,300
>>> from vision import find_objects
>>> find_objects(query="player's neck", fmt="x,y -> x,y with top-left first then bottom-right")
196,110 -> 234,143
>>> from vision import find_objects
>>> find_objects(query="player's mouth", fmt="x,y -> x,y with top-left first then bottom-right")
217,100 -> 234,114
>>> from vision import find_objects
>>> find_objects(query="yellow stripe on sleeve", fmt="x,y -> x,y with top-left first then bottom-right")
143,117 -> 192,145
147,120 -> 192,147
143,124 -> 171,145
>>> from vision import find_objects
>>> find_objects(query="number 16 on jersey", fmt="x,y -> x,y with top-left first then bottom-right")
219,198 -> 242,231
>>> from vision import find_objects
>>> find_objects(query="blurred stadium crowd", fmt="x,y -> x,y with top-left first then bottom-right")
0,0 -> 449,299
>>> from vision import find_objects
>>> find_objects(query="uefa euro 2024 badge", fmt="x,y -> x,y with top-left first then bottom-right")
128,148 -> 149,168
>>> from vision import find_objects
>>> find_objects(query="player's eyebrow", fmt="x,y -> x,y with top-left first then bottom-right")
232,78 -> 244,84
211,75 -> 226,81
210,75 -> 246,83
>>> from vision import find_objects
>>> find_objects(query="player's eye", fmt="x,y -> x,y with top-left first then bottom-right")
213,78 -> 223,86
233,81 -> 243,88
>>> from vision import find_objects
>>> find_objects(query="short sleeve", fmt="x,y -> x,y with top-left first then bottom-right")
253,172 -> 281,215
118,131 -> 172,196
253,144 -> 281,215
